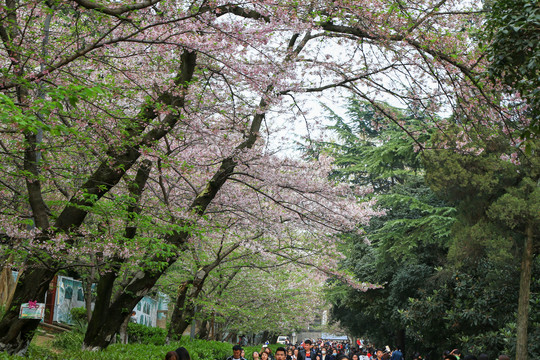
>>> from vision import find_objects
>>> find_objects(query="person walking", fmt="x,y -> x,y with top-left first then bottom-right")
298,340 -> 315,360
276,347 -> 288,360
321,347 -> 331,360
228,345 -> 247,360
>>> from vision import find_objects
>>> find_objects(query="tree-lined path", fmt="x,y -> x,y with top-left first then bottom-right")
0,0 -> 537,359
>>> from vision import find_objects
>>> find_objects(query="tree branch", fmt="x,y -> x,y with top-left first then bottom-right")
54,50 -> 196,234
72,0 -> 162,16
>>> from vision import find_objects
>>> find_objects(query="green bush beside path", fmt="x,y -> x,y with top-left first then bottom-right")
0,335 -> 232,360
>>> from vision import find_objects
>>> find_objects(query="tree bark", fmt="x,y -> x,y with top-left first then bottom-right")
83,262 -> 97,322
210,313 -> 216,340
167,281 -> 192,341
0,267 -> 56,355
516,224 -> 534,360
82,267 -> 165,350
83,271 -> 120,349
82,223 -> 193,349
118,313 -> 130,344
269,333 -> 278,344
261,330 -> 269,343
197,318 -> 209,339
0,256 -> 17,308
166,266 -> 212,341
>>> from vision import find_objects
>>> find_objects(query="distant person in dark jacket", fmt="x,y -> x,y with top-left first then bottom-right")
298,340 -> 315,360
390,348 -> 403,360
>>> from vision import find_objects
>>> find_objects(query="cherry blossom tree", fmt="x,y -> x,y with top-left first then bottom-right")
199,262 -> 327,341
0,0 -> 374,353
159,157 -> 382,341
157,224 -> 333,342
0,0 -> 530,355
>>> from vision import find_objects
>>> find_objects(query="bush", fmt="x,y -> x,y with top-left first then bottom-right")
57,338 -> 231,360
70,307 -> 88,327
127,323 -> 167,345
185,337 -> 231,360
2,334 -> 237,359
0,344 -> 60,360
52,331 -> 84,351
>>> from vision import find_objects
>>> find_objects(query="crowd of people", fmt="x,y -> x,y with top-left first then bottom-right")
230,339 -> 405,360
227,339 -> 513,360
163,339 -> 513,360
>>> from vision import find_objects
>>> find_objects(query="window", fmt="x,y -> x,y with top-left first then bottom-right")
77,288 -> 84,301
64,286 -> 73,300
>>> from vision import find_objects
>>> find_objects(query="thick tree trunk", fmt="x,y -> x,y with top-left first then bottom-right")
227,331 -> 237,343
167,281 -> 192,341
197,318 -> 209,339
83,271 -> 119,349
0,266 -> 56,355
167,278 -> 209,342
83,305 -> 130,350
269,333 -> 278,344
215,323 -> 224,342
516,224 -> 533,360
83,230 -> 189,349
210,313 -> 216,340
82,268 -> 163,350
261,330 -> 269,343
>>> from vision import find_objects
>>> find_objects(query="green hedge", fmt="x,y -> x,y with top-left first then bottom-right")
127,323 -> 168,345
0,335 -> 233,360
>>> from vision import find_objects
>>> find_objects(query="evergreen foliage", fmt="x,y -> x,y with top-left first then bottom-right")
483,0 -> 540,139
322,99 -> 539,359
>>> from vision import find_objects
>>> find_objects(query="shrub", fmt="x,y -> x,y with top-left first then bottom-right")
55,338 -> 231,360
0,344 -> 61,360
70,307 -> 88,327
127,323 -> 167,345
8,334 -> 241,359
52,331 -> 84,351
